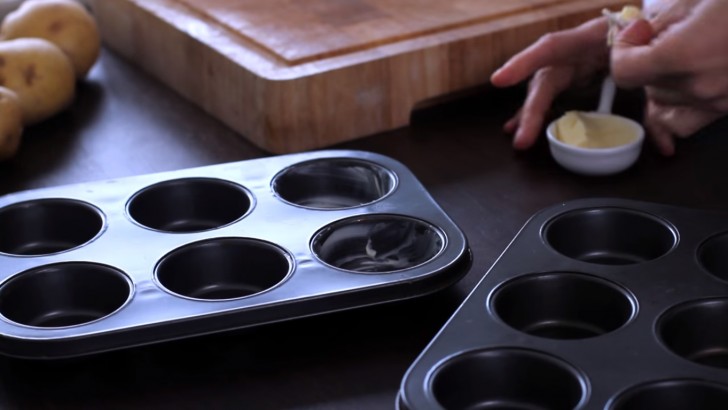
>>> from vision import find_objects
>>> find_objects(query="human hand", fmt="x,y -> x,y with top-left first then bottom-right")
490,17 -> 610,150
612,0 -> 728,155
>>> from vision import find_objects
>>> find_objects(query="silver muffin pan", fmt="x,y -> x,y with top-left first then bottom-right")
398,198 -> 728,410
0,150 -> 470,359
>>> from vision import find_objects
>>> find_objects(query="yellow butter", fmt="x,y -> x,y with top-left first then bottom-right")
554,111 -> 638,149
619,6 -> 642,22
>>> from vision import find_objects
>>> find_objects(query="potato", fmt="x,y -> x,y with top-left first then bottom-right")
0,0 -> 101,78
0,37 -> 76,124
0,86 -> 23,161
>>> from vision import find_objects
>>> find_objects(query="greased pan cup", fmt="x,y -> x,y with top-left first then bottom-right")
546,112 -> 645,176
0,150 -> 470,359
398,198 -> 728,410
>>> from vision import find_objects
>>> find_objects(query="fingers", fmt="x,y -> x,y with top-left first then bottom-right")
644,102 -> 676,156
645,87 -> 687,107
645,75 -> 728,112
611,0 -> 696,89
610,19 -> 661,89
503,110 -> 521,134
491,17 -> 608,88
496,0 -> 723,157
645,0 -> 699,32
611,2 -> 712,91
509,66 -> 575,149
645,121 -> 676,157
492,16 -> 611,150
614,18 -> 655,47
652,105 -> 723,138
643,100 -> 724,156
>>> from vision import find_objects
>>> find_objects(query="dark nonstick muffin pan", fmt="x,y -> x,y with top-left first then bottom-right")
398,197 -> 728,410
0,150 -> 470,359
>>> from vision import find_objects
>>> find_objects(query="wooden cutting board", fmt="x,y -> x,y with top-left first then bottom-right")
88,0 -> 637,153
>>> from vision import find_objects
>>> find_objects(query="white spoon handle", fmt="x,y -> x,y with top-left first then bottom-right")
597,75 -> 616,114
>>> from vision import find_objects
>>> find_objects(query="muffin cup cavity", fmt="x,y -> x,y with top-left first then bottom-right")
127,178 -> 252,233
0,151 -> 471,359
155,237 -> 292,300
311,215 -> 445,273
398,199 -> 728,409
697,232 -> 728,282
657,298 -> 728,369
0,262 -> 132,328
0,199 -> 104,256
429,348 -> 587,410
490,272 -> 636,339
543,207 -> 676,265
272,158 -> 396,209
608,379 -> 728,410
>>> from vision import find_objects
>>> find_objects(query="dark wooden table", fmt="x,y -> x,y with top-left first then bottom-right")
1,49 -> 728,409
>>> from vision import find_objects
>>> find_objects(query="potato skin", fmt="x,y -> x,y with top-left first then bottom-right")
0,86 -> 23,161
0,37 -> 76,124
0,0 -> 101,78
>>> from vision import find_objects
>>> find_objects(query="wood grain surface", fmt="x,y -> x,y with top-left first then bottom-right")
171,0 -> 605,64
88,0 -> 637,153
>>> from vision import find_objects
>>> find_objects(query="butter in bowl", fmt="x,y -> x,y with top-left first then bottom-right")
546,110 -> 645,176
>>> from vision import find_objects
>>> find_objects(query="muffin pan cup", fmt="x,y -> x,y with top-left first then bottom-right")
398,198 -> 728,410
0,150 -> 469,359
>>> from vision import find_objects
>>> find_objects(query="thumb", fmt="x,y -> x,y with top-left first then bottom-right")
616,19 -> 654,46
611,19 -> 659,89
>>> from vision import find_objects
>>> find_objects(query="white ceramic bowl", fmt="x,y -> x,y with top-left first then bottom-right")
546,112 -> 645,176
